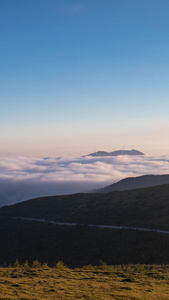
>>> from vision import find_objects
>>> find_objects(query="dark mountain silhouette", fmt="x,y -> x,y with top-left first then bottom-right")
1,183 -> 169,230
98,174 -> 169,193
1,184 -> 169,266
87,149 -> 144,157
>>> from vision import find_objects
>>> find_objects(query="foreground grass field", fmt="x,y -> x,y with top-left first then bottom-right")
1,263 -> 169,299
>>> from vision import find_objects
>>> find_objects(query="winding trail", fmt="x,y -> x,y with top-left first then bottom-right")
10,216 -> 169,236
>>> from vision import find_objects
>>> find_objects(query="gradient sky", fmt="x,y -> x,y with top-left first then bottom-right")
1,0 -> 169,156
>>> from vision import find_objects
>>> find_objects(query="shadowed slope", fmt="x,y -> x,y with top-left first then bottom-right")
1,218 -> 169,267
1,184 -> 169,230
98,174 -> 169,192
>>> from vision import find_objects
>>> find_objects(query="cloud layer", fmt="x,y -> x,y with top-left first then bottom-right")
0,155 -> 169,207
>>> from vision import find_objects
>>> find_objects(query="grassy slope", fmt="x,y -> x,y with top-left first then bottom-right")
1,184 -> 169,229
1,264 -> 169,300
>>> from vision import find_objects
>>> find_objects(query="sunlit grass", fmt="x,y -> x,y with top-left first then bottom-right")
1,262 -> 169,299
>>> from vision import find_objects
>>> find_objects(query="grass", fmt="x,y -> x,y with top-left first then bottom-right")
1,263 -> 169,299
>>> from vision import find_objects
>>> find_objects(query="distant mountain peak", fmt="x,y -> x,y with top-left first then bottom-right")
87,149 -> 144,157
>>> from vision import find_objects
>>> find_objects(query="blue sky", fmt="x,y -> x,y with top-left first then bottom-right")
1,0 -> 169,156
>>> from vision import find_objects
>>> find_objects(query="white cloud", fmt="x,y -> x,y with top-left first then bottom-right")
0,154 -> 169,207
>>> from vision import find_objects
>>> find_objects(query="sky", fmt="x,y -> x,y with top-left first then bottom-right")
1,0 -> 169,156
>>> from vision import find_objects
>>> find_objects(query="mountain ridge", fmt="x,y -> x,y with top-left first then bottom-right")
87,149 -> 144,157
98,174 -> 169,193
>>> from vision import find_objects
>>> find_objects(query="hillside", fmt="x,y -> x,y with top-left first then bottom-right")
1,184 -> 169,266
1,184 -> 169,230
1,217 -> 169,267
98,174 -> 169,192
87,149 -> 144,157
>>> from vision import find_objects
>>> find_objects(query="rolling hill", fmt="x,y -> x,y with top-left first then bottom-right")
1,183 -> 169,230
1,184 -> 169,266
98,174 -> 169,192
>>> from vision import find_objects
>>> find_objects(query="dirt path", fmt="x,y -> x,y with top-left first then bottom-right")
10,216 -> 169,235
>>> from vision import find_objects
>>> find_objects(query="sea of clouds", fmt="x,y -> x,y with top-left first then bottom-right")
0,154 -> 169,207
